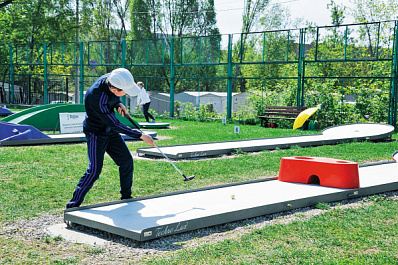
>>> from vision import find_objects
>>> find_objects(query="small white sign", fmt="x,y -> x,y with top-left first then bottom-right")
222,118 -> 226,124
59,112 -> 86,134
144,231 -> 153,237
234,126 -> 240,134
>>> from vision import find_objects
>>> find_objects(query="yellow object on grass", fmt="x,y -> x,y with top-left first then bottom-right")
293,107 -> 320,130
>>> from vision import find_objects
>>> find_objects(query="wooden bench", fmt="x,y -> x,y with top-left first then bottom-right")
257,106 -> 307,127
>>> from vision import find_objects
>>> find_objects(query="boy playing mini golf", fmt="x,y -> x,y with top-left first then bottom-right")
66,68 -> 154,208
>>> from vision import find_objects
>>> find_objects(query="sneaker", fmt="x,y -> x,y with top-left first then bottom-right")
150,119 -> 156,123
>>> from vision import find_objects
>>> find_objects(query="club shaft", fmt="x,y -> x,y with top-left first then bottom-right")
153,142 -> 185,176
121,109 -> 186,178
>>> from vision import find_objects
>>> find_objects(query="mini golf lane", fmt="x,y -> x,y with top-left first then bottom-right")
137,123 -> 394,159
64,161 -> 398,241
138,122 -> 170,129
0,131 -> 157,147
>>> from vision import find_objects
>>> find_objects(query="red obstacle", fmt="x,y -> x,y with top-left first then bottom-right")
278,157 -> 360,189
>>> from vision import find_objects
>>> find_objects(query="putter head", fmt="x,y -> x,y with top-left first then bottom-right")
184,175 -> 196,181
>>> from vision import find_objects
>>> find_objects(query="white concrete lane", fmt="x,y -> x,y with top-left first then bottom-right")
64,162 -> 398,241
137,123 -> 394,158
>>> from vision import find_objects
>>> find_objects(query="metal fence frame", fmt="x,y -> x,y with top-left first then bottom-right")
1,21 -> 397,128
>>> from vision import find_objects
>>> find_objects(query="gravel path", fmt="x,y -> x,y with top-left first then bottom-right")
2,190 -> 397,264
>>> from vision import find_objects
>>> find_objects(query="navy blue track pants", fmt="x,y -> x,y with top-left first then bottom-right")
66,131 -> 134,208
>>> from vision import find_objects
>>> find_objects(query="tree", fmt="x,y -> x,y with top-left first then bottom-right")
0,0 -> 89,104
128,0 -> 219,92
112,0 -> 130,39
0,0 -> 14,8
0,1 -> 78,44
233,0 -> 269,92
129,0 -> 218,38
241,0 -> 269,34
349,0 -> 398,56
350,0 -> 398,23
327,0 -> 346,27
258,4 -> 298,31
130,0 -> 157,40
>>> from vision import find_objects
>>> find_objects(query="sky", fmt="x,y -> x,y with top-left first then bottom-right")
214,0 -> 355,35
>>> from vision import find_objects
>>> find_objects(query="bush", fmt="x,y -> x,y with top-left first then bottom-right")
246,79 -> 391,130
176,101 -> 218,121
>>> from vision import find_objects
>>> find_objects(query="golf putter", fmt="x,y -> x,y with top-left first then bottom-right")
119,104 -> 195,181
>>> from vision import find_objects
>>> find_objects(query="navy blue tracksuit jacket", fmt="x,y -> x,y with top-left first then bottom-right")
66,74 -> 142,208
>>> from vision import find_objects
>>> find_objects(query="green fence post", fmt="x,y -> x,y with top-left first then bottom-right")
8,44 -> 14,104
262,32 -> 266,62
162,39 -> 165,64
122,39 -> 126,67
261,83 -> 264,114
170,37 -> 175,117
389,21 -> 398,129
227,34 -> 233,119
301,36 -> 306,108
344,26 -> 348,60
146,39 -> 149,64
239,33 -> 244,63
79,42 -> 84,104
297,28 -> 305,107
43,43 -> 48,104
114,41 -> 118,64
198,79 -> 201,119
286,31 -> 290,61
315,27 -> 319,61
199,36 -> 202,64
376,22 -> 381,59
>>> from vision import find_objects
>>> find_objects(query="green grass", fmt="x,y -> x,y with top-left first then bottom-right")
1,119 -> 398,264
0,119 -> 319,222
145,196 -> 398,264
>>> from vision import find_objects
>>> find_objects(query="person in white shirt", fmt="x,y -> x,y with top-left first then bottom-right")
137,81 -> 156,123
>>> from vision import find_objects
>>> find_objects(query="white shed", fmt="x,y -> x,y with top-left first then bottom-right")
175,91 -> 247,114
149,92 -> 171,115
126,91 -> 247,115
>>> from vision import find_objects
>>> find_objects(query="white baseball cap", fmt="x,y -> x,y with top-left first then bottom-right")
107,68 -> 140,96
